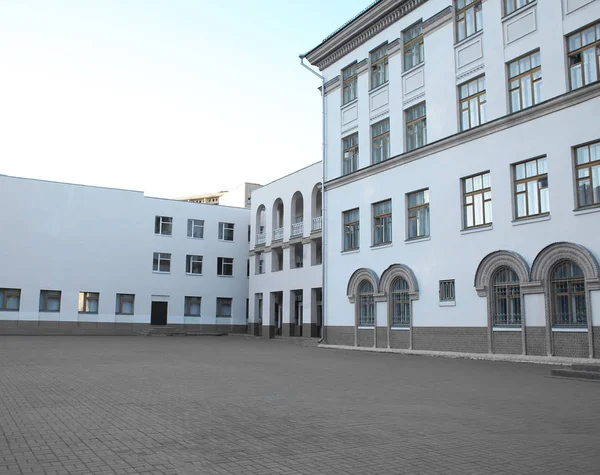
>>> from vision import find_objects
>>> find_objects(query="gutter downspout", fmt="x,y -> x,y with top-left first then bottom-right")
299,55 -> 327,344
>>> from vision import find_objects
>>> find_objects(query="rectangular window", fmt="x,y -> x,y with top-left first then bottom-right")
370,44 -> 388,89
371,119 -> 390,164
508,51 -> 542,113
153,252 -> 171,273
218,222 -> 235,241
463,172 -> 492,228
456,0 -> 482,42
216,297 -> 232,318
39,290 -> 61,312
513,156 -> 549,219
186,254 -> 203,275
459,76 -> 487,131
403,21 -> 424,71
343,208 -> 360,251
407,189 -> 430,239
342,62 -> 357,105
373,199 -> 392,246
187,219 -> 204,239
255,252 -> 265,274
184,296 -> 201,317
154,216 -> 172,236
574,140 -> 600,208
504,0 -> 534,16
217,257 -> 234,276
406,103 -> 427,152
78,292 -> 99,314
342,133 -> 359,175
0,288 -> 21,311
567,22 -> 600,90
439,280 -> 456,302
116,294 -> 134,315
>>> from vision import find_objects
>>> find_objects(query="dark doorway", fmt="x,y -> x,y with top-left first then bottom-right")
151,301 -> 168,325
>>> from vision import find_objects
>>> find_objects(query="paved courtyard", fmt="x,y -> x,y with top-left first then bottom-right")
0,336 -> 599,475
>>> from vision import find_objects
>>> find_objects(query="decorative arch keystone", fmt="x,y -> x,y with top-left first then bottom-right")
379,264 -> 419,300
474,250 -> 530,297
347,268 -> 380,304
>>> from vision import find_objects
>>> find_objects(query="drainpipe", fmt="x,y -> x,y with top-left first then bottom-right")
299,55 -> 327,344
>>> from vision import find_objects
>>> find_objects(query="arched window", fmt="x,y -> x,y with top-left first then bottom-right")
552,261 -> 587,326
391,277 -> 410,326
358,281 -> 375,326
492,267 -> 521,326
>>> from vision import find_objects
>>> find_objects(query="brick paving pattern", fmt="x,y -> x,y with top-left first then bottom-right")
0,336 -> 599,475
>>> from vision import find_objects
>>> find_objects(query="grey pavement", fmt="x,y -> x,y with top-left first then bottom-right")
0,336 -> 598,475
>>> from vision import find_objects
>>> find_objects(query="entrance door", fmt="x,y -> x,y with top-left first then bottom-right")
151,301 -> 168,325
295,298 -> 303,337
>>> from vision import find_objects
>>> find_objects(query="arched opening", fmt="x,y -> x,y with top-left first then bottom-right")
311,183 -> 323,232
358,280 -> 375,326
272,199 -> 284,241
391,277 -> 410,326
551,261 -> 587,327
255,205 -> 266,245
492,267 -> 522,326
290,191 -> 304,237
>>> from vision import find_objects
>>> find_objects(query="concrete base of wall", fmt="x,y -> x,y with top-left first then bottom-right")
303,323 -> 320,338
526,327 -> 547,356
248,323 -> 261,337
262,325 -> 275,339
492,331 -> 522,355
553,331 -> 589,358
412,327 -> 488,353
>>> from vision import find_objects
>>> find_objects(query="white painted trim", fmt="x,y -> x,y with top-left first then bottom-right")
461,224 -> 493,235
552,327 -> 588,332
511,214 -> 551,226
493,326 -> 522,332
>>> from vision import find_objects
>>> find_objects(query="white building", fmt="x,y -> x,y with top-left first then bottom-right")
0,175 -> 251,335
247,163 -> 323,338
304,0 -> 600,358
176,182 -> 262,208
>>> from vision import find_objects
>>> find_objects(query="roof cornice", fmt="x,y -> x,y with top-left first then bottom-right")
305,0 -> 429,71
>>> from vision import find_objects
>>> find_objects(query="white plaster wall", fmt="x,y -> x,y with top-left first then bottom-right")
0,175 -> 250,326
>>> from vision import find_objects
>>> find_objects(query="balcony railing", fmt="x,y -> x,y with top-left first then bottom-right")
272,227 -> 284,241
256,233 -> 266,245
312,216 -> 323,231
291,221 -> 303,236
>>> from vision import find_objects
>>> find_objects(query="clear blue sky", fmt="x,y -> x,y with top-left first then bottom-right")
0,0 -> 370,198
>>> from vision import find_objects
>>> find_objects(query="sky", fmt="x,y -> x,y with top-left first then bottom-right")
0,0 -> 371,198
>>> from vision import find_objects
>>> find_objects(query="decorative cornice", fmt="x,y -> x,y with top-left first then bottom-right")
388,38 -> 402,58
325,81 -> 600,191
403,91 -> 426,108
520,281 -> 544,295
356,58 -> 369,76
456,64 -> 485,82
305,0 -> 429,71
423,6 -> 453,36
323,76 -> 341,95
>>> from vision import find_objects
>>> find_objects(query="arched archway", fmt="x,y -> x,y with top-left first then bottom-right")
290,191 -> 304,237
255,205 -> 266,245
380,264 -> 419,349
311,183 -> 322,232
347,268 -> 380,348
272,199 -> 284,241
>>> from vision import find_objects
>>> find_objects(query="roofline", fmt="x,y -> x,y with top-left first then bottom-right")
0,173 -> 143,194
251,161 -> 322,191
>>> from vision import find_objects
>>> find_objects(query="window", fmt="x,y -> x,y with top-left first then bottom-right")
342,133 -> 359,175
358,281 -> 375,326
552,261 -> 587,326
217,257 -> 234,276
508,51 -> 542,113
463,172 -> 492,228
567,22 -> 600,90
406,103 -> 426,151
116,294 -> 134,315
371,119 -> 390,164
39,290 -> 61,312
78,292 -> 99,314
256,252 -> 265,274
370,44 -> 388,89
218,222 -> 234,241
391,278 -> 410,326
407,189 -> 430,239
186,255 -> 203,275
504,0 -> 534,16
403,21 -> 424,71
513,156 -> 549,219
343,209 -> 360,251
342,62 -> 357,104
184,296 -> 201,317
217,297 -> 232,318
187,219 -> 204,239
0,288 -> 20,311
372,199 -> 392,246
153,252 -> 171,273
492,268 -> 521,326
155,216 -> 172,236
456,0 -> 482,42
574,141 -> 600,208
439,280 -> 455,302
247,225 -> 251,242
459,76 -> 487,131
272,248 -> 283,272
247,258 -> 250,277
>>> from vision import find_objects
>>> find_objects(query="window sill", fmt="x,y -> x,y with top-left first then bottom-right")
217,275 -> 235,278
454,29 -> 483,49
369,81 -> 388,94
184,315 -> 201,318
216,316 -> 232,319
371,242 -> 393,250
342,248 -> 360,255
461,224 -> 492,235
552,327 -> 588,332
405,235 -> 431,245
358,326 -> 375,329
116,313 -> 135,316
341,97 -> 358,110
186,273 -> 203,277
391,326 -> 410,331
492,326 -> 521,332
153,271 -> 171,275
154,234 -> 172,237
512,213 -> 550,226
187,236 -> 204,240
78,312 -> 99,315
501,1 -> 537,23
439,300 -> 456,307
39,310 -> 60,313
0,309 -> 20,312
272,269 -> 283,273
218,239 -> 235,243
574,205 -> 600,216
401,62 -> 424,78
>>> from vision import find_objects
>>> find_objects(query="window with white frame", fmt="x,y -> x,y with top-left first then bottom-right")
439,280 -> 456,302
406,103 -> 426,151
567,21 -> 600,90
459,76 -> 487,131
373,199 -> 392,246
574,140 -> 600,208
0,288 -> 21,311
462,172 -> 492,228
185,296 -> 201,317
342,62 -> 357,105
186,255 -> 203,275
343,208 -> 360,251
153,252 -> 171,273
407,189 -> 430,239
78,292 -> 99,314
217,257 -> 234,276
513,156 -> 549,219
218,222 -> 235,241
508,51 -> 542,113
116,294 -> 135,315
370,43 -> 389,88
155,216 -> 172,235
403,21 -> 423,71
187,219 -> 204,239
216,297 -> 232,317
39,290 -> 61,312
342,133 -> 359,175
371,119 -> 390,164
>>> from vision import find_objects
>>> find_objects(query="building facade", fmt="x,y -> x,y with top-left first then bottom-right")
177,182 -> 262,208
305,0 -> 600,357
247,163 -> 323,338
0,175 -> 251,335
